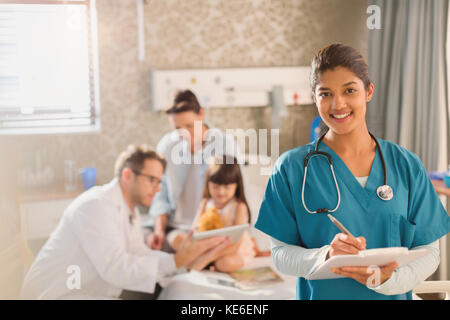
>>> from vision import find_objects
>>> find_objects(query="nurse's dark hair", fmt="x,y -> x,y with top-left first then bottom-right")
202,155 -> 251,223
165,89 -> 202,114
310,43 -> 371,93
114,144 -> 166,179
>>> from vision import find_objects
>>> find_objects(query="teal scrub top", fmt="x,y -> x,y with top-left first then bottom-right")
255,138 -> 450,300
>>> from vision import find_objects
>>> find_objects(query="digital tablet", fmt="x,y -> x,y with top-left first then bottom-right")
192,224 -> 250,243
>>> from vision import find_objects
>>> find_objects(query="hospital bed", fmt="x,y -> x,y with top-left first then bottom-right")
158,255 -> 297,300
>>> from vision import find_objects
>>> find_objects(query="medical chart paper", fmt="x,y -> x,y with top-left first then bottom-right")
305,247 -> 429,280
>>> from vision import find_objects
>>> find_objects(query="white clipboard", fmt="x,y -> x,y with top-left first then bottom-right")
305,247 -> 429,280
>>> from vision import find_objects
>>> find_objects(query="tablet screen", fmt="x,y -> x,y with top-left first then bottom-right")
192,224 -> 250,242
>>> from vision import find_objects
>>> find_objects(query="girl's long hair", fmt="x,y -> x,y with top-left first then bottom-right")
202,155 -> 251,223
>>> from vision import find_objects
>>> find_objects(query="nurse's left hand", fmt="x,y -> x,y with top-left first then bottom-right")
331,262 -> 398,287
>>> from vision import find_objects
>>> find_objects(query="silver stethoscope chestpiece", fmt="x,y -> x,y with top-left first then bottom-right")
377,185 -> 394,201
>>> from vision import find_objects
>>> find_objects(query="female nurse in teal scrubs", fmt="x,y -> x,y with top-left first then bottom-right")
255,44 -> 450,300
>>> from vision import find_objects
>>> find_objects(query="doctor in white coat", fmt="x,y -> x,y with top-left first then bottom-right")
21,145 -> 230,299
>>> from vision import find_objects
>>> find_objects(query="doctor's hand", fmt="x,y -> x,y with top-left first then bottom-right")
146,230 -> 165,250
173,230 -> 231,269
327,233 -> 366,260
331,262 -> 399,287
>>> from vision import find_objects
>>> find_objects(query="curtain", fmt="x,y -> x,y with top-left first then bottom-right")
367,0 -> 449,172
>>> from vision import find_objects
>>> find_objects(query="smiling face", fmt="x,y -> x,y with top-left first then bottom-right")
314,66 -> 374,136
208,181 -> 238,208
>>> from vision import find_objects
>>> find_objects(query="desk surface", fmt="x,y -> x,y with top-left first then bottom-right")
431,179 -> 450,197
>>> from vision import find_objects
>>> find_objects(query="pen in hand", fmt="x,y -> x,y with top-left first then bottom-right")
326,214 -> 366,260
327,214 -> 354,238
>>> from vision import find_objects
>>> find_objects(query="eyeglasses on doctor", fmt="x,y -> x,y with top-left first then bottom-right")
131,170 -> 162,186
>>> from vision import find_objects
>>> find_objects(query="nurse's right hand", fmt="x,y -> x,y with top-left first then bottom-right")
327,233 -> 366,260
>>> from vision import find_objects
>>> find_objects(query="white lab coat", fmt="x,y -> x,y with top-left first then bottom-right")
21,179 -> 178,300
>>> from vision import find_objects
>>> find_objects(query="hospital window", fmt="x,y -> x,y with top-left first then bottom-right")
0,0 -> 100,135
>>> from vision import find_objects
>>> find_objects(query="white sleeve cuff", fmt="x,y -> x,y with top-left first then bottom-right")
368,241 -> 440,295
154,252 -> 178,277
367,267 -> 399,291
156,254 -> 188,288
309,245 -> 331,274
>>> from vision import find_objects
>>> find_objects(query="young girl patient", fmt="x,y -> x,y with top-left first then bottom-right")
169,155 -> 269,272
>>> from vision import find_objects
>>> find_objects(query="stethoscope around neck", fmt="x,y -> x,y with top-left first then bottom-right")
301,131 -> 394,214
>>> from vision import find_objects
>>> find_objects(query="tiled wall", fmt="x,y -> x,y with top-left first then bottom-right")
0,0 -> 369,230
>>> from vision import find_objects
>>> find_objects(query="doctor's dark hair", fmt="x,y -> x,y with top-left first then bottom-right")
202,155 -> 251,223
165,89 -> 202,114
310,43 -> 371,93
114,144 -> 166,179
